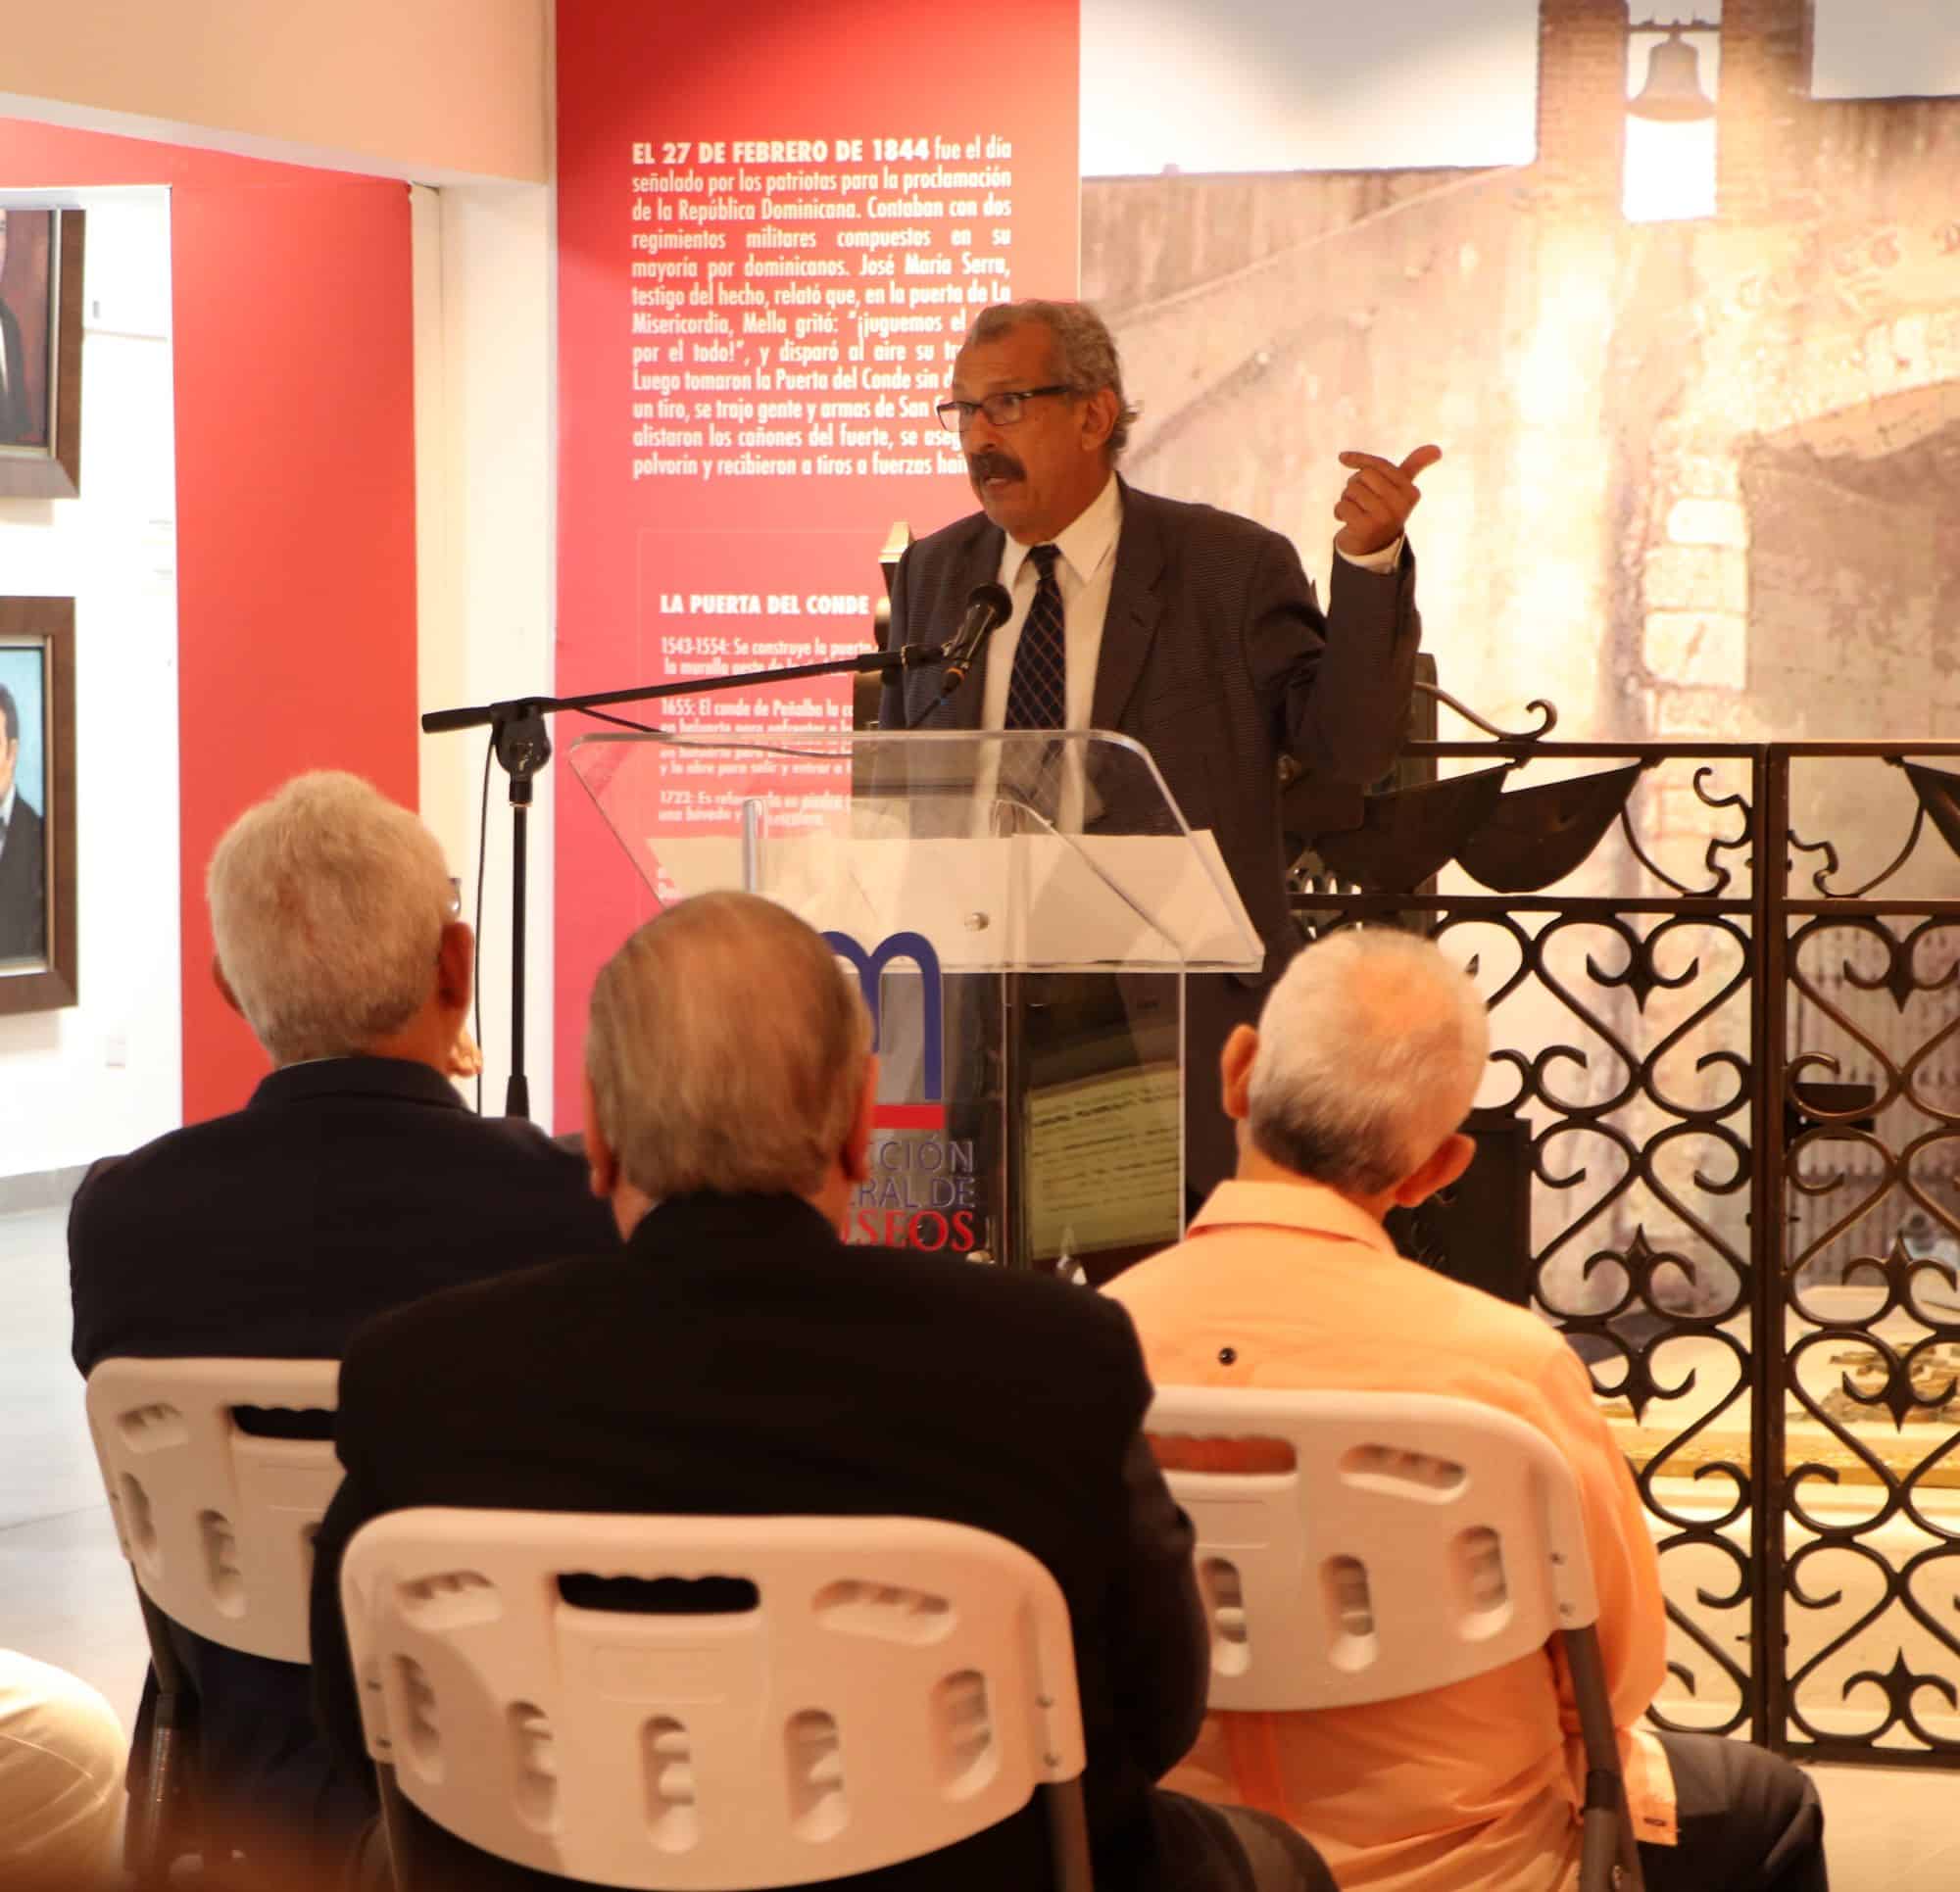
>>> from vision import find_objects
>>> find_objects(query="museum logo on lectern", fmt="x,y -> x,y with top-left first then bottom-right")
825,928 -> 978,1253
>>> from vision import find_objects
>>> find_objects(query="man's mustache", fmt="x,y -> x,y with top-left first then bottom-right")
968,452 -> 1024,483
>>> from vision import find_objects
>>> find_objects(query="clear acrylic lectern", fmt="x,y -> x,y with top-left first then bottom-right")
567,729 -> 1261,1275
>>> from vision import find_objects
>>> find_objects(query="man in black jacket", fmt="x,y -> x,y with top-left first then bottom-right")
0,680 -> 45,961
70,770 -> 618,1868
311,890 -> 1330,1892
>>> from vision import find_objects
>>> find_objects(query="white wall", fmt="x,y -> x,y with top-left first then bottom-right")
1811,2 -> 1960,100
0,0 -> 547,185
1080,0 -> 1541,176
0,176 -> 554,1172
0,190 -> 182,1177
414,182 -> 559,1126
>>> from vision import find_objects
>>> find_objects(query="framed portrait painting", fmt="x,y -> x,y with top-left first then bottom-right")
0,597 -> 77,1013
0,207 -> 84,500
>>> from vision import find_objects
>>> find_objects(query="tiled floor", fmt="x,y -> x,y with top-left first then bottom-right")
5,1201 -> 1956,1885
1,1204 -> 151,1727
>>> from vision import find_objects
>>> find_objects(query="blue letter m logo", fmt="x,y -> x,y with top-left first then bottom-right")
825,929 -> 943,1105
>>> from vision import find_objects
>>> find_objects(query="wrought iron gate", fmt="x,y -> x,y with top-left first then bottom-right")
1290,736 -> 1960,1765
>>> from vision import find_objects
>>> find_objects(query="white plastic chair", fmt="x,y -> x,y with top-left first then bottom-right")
85,1356 -> 343,1663
339,1508 -> 1093,1891
84,1356 -> 342,1883
1147,1385 -> 1644,1892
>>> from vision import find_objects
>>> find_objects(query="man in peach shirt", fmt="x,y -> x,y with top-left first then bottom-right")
1106,929 -> 1827,1891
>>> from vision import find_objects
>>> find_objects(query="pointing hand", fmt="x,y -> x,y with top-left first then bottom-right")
1334,444 -> 1442,558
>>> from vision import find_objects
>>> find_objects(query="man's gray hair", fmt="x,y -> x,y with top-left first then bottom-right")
1248,928 -> 1490,1196
587,891 -> 873,1202
206,771 -> 455,1065
967,299 -> 1142,458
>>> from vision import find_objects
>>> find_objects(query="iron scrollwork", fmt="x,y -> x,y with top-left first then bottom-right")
1295,739 -> 1960,1764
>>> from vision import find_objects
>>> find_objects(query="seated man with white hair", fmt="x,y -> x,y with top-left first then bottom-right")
1106,927 -> 1828,1892
309,889 -> 1335,1892
69,771 -> 618,1868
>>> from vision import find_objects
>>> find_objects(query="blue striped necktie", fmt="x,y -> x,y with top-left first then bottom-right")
1004,543 -> 1065,730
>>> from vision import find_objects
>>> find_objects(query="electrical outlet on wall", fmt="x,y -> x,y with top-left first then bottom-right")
103,1033 -> 128,1069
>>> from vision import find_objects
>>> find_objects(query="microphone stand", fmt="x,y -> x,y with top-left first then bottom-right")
423,641 -> 954,1120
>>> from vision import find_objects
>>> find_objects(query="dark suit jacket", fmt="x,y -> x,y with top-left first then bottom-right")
311,1191 -> 1209,1892
879,478 -> 1420,1188
0,792 -> 45,961
70,1056 -> 621,1849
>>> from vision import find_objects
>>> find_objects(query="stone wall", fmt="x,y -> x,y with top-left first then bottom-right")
1082,0 -> 1960,787
1079,0 -> 1960,1301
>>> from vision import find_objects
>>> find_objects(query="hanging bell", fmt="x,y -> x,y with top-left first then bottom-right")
1628,28 -> 1715,122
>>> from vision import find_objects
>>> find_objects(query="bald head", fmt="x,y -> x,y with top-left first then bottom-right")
585,891 -> 873,1207
1245,928 -> 1489,1197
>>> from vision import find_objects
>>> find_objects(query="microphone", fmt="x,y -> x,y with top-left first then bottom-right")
936,582 -> 1013,701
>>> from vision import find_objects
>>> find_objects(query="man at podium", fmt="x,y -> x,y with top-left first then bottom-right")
880,298 -> 1433,1199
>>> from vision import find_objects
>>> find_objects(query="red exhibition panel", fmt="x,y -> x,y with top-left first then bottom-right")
553,0 -> 1080,1126
172,180 -> 418,1121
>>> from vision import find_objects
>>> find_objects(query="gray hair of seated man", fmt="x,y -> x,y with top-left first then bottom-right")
586,890 -> 873,1202
206,770 -> 457,1066
1248,926 -> 1490,1196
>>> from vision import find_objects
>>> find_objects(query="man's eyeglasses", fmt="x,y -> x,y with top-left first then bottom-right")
935,385 -> 1077,432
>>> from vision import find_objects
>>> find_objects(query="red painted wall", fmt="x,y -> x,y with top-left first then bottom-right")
170,181 -> 417,1119
0,122 -> 417,1123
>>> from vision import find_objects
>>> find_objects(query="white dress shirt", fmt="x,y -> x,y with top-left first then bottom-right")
0,781 -> 16,865
981,471 -> 1126,735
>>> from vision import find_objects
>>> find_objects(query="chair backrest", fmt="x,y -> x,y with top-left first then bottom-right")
1147,1385 -> 1600,1712
84,1356 -> 341,1664
339,1508 -> 1089,1890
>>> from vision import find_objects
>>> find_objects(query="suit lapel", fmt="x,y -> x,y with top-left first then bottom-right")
1091,477 -> 1165,733
927,515 -> 1006,731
